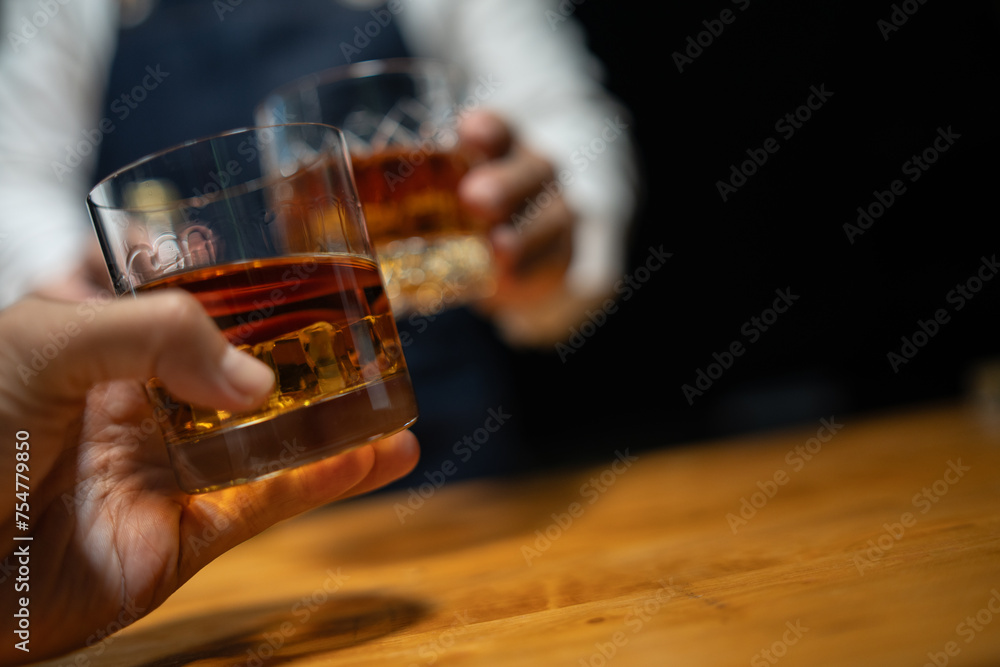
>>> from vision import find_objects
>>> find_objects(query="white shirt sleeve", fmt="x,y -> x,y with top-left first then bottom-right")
0,0 -> 120,309
0,0 -> 641,346
395,0 -> 641,345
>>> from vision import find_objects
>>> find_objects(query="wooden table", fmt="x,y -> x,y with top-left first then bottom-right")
34,400 -> 1000,666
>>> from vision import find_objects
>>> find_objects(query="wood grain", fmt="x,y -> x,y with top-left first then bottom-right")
31,400 -> 1000,666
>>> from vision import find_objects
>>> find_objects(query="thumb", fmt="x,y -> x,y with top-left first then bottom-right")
5,292 -> 274,412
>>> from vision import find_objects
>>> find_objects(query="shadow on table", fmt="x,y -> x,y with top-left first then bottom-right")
105,592 -> 428,666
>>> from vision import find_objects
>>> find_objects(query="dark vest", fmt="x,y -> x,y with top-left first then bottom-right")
94,1 -> 524,483
95,0 -> 410,181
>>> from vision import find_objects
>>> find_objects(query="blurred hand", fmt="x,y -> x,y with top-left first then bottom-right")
457,110 -> 574,314
0,292 -> 419,664
30,240 -> 111,303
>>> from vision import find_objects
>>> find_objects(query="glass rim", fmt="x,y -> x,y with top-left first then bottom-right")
255,57 -> 463,117
87,122 -> 349,214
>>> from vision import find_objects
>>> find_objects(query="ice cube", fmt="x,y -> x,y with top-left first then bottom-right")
269,334 -> 320,396
371,313 -> 403,371
347,316 -> 389,381
301,322 -> 347,392
331,322 -> 363,388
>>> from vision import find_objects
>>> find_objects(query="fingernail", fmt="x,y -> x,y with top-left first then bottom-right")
219,345 -> 274,406
459,173 -> 504,213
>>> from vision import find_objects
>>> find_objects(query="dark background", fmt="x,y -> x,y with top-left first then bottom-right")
514,1 -> 1000,467
8,0 -> 994,476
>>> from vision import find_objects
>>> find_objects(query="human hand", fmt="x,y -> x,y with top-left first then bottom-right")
29,239 -> 111,303
457,110 -> 574,314
0,292 -> 419,664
